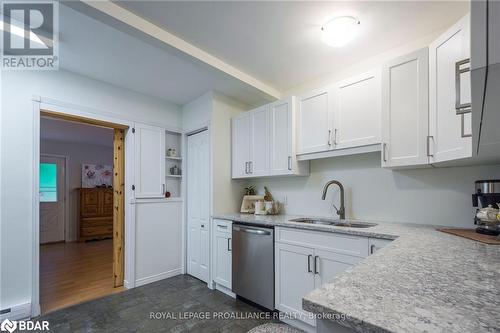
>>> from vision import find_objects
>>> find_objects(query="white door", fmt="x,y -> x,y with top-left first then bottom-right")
40,155 -> 66,244
134,123 -> 165,198
232,113 -> 251,178
334,69 -> 382,149
297,87 -> 334,155
187,129 -> 210,282
429,14 -> 472,163
249,105 -> 270,176
213,231 -> 231,288
382,48 -> 430,167
275,243 -> 315,325
313,249 -> 363,287
270,97 -> 293,175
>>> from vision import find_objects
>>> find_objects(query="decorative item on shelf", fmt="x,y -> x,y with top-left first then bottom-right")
165,191 -> 171,198
169,165 -> 182,176
254,200 -> 267,215
166,148 -> 177,157
244,185 -> 256,196
264,186 -> 273,201
240,195 -> 264,214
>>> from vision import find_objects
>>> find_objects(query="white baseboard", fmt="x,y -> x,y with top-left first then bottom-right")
135,268 -> 182,287
215,284 -> 236,298
0,303 -> 31,321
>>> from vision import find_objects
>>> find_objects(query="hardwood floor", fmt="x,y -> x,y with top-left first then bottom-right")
40,239 -> 124,314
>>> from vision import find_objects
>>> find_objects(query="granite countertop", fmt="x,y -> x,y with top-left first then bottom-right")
213,213 -> 500,333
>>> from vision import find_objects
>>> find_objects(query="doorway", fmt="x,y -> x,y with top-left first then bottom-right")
40,155 -> 66,244
186,129 -> 210,282
38,110 -> 127,314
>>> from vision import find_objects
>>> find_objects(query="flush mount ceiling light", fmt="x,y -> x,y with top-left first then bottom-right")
321,16 -> 360,47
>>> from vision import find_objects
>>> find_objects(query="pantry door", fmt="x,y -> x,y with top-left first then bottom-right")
186,129 -> 210,282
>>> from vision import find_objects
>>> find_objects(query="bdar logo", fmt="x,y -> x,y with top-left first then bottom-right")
0,319 -> 17,333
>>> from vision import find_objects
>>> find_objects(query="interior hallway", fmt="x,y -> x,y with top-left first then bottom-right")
40,239 -> 123,314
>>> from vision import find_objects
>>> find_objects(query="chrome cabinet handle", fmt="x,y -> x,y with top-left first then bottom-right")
314,255 -> 320,275
382,143 -> 387,162
333,128 -> 338,146
227,238 -> 231,252
327,129 -> 332,147
307,255 -> 313,273
217,224 -> 228,229
287,156 -> 292,170
455,58 -> 471,115
245,162 -> 248,174
201,224 -> 205,228
461,114 -> 471,138
249,161 -> 253,174
370,244 -> 376,254
427,136 -> 434,157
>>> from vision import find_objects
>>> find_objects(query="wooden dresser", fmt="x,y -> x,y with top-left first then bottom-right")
79,188 -> 113,241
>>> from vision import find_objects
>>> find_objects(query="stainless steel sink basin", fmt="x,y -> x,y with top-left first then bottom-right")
289,218 -> 377,228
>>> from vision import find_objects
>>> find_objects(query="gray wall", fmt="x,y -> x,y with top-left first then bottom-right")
41,139 -> 114,242
249,152 -> 500,227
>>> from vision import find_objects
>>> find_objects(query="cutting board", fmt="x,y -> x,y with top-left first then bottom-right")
438,228 -> 500,245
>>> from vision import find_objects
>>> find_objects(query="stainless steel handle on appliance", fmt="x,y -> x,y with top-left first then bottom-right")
233,226 -> 271,235
333,128 -> 338,146
370,244 -> 376,254
455,58 -> 471,115
227,238 -> 231,252
427,136 -> 434,157
327,130 -> 332,147
461,114 -> 472,138
307,255 -> 313,273
314,255 -> 320,275
382,143 -> 387,162
287,156 -> 292,170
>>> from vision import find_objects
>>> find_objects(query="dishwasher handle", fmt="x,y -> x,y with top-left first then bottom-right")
233,225 -> 272,235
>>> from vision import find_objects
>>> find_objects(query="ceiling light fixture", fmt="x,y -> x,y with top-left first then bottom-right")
321,16 -> 360,47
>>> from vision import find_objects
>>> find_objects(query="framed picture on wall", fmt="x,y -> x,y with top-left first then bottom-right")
82,164 -> 113,188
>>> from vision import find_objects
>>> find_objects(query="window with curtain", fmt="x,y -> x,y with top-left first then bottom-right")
40,163 -> 57,202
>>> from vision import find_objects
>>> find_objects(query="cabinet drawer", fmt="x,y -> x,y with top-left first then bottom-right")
81,225 -> 113,237
213,219 -> 232,234
276,227 -> 369,258
81,217 -> 113,228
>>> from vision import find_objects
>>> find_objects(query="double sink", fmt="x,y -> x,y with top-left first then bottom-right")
289,218 -> 377,228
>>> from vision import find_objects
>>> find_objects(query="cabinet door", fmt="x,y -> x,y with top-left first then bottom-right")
134,123 -> 165,198
382,48 -> 430,167
297,87 -> 334,155
270,97 -> 293,175
313,249 -> 364,288
275,243 -> 315,325
429,15 -> 472,163
213,231 -> 231,288
249,106 -> 270,176
232,113 -> 251,178
334,69 -> 382,149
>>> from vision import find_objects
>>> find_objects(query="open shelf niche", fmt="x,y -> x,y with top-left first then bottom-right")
165,130 -> 182,199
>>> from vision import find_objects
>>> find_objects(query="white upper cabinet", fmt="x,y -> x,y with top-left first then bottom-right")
270,97 -> 309,176
134,123 -> 165,198
249,105 -> 270,177
297,87 -> 334,155
429,14 -> 472,164
382,48 -> 430,168
333,69 -> 382,150
232,112 -> 252,178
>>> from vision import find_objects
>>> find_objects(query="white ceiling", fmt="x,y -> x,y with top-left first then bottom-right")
41,117 -> 114,147
59,3 -> 272,106
119,1 -> 469,92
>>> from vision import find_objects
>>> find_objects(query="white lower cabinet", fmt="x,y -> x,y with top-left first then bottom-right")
275,227 -> 370,327
212,219 -> 232,291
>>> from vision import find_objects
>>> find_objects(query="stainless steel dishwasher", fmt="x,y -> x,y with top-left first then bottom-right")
232,223 -> 274,310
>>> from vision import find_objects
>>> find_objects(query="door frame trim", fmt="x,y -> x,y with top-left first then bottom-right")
40,154 -> 69,242
32,96 -> 135,317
